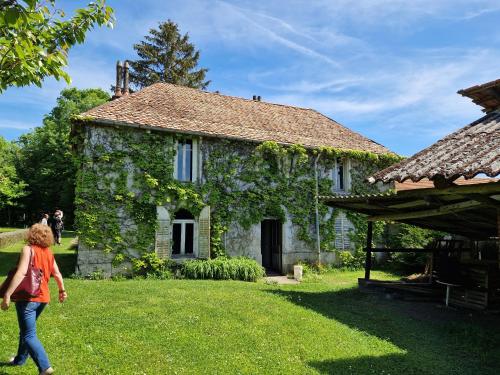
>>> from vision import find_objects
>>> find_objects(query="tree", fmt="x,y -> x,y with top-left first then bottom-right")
0,136 -> 26,212
16,87 -> 110,226
129,20 -> 210,90
0,0 -> 114,92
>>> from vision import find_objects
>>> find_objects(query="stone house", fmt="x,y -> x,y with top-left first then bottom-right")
72,67 -> 395,276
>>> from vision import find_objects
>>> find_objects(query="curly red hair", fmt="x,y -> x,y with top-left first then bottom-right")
26,223 -> 54,248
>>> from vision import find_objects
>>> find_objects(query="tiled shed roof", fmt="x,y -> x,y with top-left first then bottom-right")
80,82 -> 392,154
458,78 -> 500,113
370,111 -> 500,183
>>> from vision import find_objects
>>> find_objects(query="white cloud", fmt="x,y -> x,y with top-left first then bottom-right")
0,120 -> 36,130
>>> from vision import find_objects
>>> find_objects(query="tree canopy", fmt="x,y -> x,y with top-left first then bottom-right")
0,0 -> 114,92
0,136 -> 26,211
129,20 -> 210,90
15,87 -> 110,226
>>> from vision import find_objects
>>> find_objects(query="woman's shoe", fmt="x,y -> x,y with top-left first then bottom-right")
7,356 -> 18,366
40,367 -> 54,375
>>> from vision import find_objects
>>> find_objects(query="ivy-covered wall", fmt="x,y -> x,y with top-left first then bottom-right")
73,122 -> 400,275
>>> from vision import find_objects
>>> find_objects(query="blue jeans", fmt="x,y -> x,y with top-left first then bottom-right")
13,301 -> 51,373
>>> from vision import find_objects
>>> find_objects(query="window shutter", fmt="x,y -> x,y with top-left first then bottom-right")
155,206 -> 171,259
334,212 -> 351,250
198,206 -> 210,258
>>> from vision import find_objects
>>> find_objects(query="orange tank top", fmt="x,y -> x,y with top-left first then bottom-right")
29,245 -> 55,303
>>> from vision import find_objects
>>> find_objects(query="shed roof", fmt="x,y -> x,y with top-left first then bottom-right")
369,111 -> 500,183
321,181 -> 500,239
458,78 -> 500,113
79,82 -> 392,154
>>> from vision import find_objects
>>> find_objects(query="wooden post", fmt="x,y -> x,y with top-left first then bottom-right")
365,221 -> 373,280
497,209 -> 500,270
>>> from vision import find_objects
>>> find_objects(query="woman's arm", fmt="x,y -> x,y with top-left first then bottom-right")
52,260 -> 67,303
1,245 -> 31,311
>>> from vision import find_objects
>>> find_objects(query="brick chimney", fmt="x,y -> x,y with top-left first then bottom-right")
112,61 -> 123,100
122,60 -> 130,96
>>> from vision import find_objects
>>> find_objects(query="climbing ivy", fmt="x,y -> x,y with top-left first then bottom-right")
73,121 -> 401,264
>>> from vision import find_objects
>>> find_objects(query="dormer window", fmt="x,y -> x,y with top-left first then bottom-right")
174,139 -> 198,182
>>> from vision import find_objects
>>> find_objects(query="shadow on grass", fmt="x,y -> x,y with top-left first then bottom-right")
266,287 -> 500,375
309,354 -> 407,375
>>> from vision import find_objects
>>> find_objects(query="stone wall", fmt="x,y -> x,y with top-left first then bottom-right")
76,125 -> 354,276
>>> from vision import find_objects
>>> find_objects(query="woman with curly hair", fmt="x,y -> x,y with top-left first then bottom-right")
1,224 -> 68,375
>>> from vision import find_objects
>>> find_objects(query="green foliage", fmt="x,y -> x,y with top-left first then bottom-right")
337,249 -> 367,270
129,20 -> 210,90
181,257 -> 265,282
15,88 -> 110,226
0,136 -> 26,210
73,125 -> 398,265
0,0 -> 114,92
131,252 -> 174,279
386,223 -> 443,272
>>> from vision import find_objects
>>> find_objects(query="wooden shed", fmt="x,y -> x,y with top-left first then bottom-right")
322,78 -> 500,309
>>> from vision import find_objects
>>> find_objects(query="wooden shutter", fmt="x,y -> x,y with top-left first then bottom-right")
198,206 -> 210,258
335,212 -> 351,250
155,206 -> 171,258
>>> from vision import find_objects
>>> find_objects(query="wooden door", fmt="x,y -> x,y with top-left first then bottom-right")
261,219 -> 282,273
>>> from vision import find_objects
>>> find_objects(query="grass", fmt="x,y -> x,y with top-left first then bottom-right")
1,238 -> 499,374
0,228 -> 23,234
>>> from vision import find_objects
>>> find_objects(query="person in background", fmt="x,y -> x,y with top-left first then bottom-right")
50,213 -> 63,245
40,214 -> 49,226
1,224 -> 68,375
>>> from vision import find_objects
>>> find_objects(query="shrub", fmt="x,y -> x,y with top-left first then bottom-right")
181,257 -> 265,282
131,252 -> 175,280
295,260 -> 330,275
337,249 -> 366,270
386,224 -> 443,273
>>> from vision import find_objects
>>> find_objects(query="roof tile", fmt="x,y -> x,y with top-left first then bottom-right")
81,83 -> 392,154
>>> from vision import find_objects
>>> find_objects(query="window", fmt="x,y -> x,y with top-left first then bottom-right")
174,139 -> 199,182
333,157 -> 346,192
175,140 -> 192,181
172,209 -> 195,256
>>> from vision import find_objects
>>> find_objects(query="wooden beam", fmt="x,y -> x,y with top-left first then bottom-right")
465,194 -> 500,209
364,221 -> 373,280
399,182 -> 500,198
363,247 -> 474,253
497,210 -> 500,270
388,199 -> 429,209
368,200 -> 483,221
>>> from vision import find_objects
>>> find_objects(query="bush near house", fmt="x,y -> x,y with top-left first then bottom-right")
182,257 -> 265,282
337,249 -> 367,270
125,252 -> 265,282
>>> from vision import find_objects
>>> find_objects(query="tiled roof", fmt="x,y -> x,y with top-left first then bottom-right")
370,111 -> 500,183
458,78 -> 500,113
80,82 -> 392,154
394,177 -> 498,191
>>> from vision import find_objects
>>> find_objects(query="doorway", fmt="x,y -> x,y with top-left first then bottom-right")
261,219 -> 282,273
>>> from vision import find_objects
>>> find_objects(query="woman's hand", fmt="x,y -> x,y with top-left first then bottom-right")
58,290 -> 67,303
1,295 -> 11,311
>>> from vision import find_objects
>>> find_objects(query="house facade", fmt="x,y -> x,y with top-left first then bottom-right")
73,78 -> 397,276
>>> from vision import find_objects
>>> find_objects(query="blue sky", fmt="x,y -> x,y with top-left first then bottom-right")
1,0 -> 499,156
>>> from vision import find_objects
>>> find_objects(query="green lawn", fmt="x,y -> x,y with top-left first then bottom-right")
0,228 -> 23,234
1,238 -> 499,374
